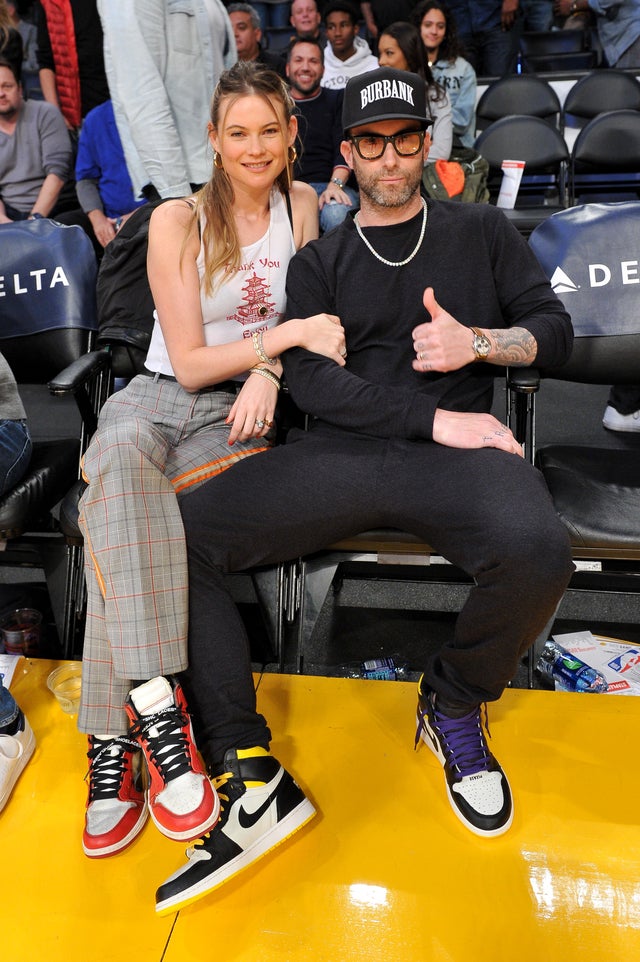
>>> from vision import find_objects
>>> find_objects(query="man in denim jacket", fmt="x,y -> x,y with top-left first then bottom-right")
555,0 -> 640,67
97,0 -> 236,201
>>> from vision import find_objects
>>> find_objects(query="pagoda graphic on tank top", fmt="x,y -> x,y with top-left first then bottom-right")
234,272 -> 276,325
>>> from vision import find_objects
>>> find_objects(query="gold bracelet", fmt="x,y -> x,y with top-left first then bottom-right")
249,366 -> 281,390
251,330 -> 278,366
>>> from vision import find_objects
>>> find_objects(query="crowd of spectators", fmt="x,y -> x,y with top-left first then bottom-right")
2,0 -> 638,250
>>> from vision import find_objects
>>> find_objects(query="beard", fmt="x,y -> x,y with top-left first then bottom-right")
352,159 -> 424,209
288,76 -> 321,98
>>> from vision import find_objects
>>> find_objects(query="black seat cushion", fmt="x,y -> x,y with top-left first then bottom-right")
536,444 -> 640,549
0,438 -> 80,538
329,528 -> 432,553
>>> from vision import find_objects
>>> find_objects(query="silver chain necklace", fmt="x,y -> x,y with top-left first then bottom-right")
354,198 -> 428,267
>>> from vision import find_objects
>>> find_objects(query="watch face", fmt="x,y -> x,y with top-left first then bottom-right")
473,332 -> 491,358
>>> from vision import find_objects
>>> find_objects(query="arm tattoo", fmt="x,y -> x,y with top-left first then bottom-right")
489,327 -> 537,366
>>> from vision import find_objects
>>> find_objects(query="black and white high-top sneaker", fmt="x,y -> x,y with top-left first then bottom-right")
415,675 -> 513,838
155,747 -> 316,915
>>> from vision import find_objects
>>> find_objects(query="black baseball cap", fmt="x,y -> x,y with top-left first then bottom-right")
342,67 -> 431,135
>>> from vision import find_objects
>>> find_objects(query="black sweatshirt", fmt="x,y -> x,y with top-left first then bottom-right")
283,198 -> 573,441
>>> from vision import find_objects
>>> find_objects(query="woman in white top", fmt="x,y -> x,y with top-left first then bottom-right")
78,62 -> 346,862
413,0 -> 478,149
377,20 -> 453,162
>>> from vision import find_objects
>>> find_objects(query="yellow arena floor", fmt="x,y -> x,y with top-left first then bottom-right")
2,657 -> 640,962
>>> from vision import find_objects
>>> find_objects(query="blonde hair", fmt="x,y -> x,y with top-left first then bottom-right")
0,2 -> 13,42
193,61 -> 296,296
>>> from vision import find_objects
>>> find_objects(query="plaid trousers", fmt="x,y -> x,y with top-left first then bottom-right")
77,374 -> 270,736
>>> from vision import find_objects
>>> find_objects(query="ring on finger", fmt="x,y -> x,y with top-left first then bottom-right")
255,418 -> 265,429
418,350 -> 425,361
264,418 -> 273,427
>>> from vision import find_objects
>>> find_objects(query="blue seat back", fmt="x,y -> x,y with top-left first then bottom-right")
0,219 -> 98,382
529,202 -> 640,381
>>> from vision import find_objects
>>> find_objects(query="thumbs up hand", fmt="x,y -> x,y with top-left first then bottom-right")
411,287 -> 479,373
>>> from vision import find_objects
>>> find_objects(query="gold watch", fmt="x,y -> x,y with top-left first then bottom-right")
471,327 -> 491,360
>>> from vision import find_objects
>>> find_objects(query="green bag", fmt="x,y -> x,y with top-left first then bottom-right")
422,146 -> 490,204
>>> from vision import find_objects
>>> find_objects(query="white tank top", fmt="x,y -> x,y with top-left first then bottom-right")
145,188 -> 296,376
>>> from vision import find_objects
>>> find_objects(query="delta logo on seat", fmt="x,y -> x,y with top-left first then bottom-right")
550,260 -> 640,294
0,265 -> 70,297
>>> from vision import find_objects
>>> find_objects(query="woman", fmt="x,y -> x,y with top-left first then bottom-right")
377,20 -> 453,162
0,0 -> 22,81
412,1 -> 478,149
79,62 -> 345,861
6,1 -> 38,75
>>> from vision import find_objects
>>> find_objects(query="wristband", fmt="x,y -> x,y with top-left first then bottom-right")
251,330 -> 278,366
331,177 -> 345,189
250,366 -> 281,390
27,212 -> 44,220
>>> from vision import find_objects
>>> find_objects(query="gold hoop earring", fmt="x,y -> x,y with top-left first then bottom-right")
286,144 -> 298,189
213,151 -> 224,170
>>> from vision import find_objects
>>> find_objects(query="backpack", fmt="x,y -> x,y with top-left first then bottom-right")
422,145 -> 490,205
95,199 -> 168,377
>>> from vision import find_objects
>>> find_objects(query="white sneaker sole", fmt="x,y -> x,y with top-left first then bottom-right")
155,796 -> 316,916
149,783 -> 221,842
82,800 -> 149,858
418,712 -> 513,838
0,722 -> 36,813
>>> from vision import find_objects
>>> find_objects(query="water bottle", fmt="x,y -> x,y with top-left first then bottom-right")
536,640 -> 608,693
340,655 -> 409,681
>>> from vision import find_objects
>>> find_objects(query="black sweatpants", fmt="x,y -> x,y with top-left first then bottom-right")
608,385 -> 640,416
179,430 -> 574,772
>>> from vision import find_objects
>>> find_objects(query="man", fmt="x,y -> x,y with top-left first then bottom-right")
286,37 -> 358,231
289,0 -> 323,40
444,0 -> 522,77
54,98 -> 147,255
97,0 -> 236,200
0,353 -> 35,816
228,2 -> 286,73
553,0 -> 640,434
0,57 -> 72,221
554,0 -> 640,68
321,0 -> 378,89
360,0 -> 420,39
153,67 -> 574,915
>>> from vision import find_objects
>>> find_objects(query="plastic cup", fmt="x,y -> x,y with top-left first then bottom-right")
0,608 -> 42,656
47,662 -> 82,715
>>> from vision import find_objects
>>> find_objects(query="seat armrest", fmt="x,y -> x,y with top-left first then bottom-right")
48,349 -> 112,448
506,367 -> 540,461
48,349 -> 111,395
507,367 -> 541,394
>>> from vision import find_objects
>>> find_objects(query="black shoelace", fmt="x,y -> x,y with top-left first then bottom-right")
128,707 -> 194,781
86,735 -> 138,802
